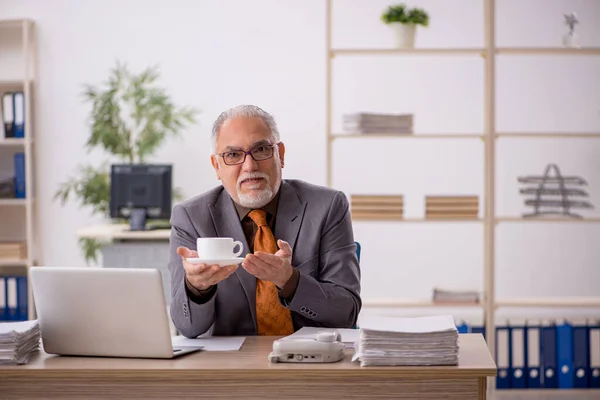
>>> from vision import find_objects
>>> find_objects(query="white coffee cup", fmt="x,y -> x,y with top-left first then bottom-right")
196,237 -> 243,259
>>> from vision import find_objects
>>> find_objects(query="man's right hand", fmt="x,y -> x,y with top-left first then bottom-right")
177,246 -> 239,291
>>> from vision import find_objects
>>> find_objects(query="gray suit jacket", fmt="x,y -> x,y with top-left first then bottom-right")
168,179 -> 361,338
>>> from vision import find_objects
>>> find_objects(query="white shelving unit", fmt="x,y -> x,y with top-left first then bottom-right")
0,19 -> 37,320
324,0 -> 600,393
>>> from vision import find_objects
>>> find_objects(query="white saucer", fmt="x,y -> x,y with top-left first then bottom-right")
185,257 -> 245,267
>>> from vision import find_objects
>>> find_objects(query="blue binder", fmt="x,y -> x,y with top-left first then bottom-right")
496,325 -> 511,389
525,322 -> 542,388
572,322 -> 589,388
14,152 -> 25,198
16,276 -> 28,320
510,324 -> 526,388
557,321 -> 574,388
471,325 -> 486,340
456,320 -> 469,334
541,322 -> 558,388
590,322 -> 600,388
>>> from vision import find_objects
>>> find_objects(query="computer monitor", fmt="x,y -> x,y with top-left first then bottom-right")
109,164 -> 172,231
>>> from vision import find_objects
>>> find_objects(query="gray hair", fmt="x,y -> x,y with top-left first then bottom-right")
211,105 -> 280,153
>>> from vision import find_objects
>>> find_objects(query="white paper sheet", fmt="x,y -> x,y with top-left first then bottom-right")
358,315 -> 457,333
171,336 -> 246,351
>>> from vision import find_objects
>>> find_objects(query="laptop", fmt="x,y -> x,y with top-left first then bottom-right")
30,266 -> 203,359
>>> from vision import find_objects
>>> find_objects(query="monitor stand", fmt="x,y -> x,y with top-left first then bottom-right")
129,209 -> 148,231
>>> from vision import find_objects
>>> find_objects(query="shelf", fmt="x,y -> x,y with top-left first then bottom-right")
496,216 -> 600,223
0,79 -> 25,89
496,47 -> 600,55
0,138 -> 30,147
331,133 -> 484,140
0,19 -> 29,29
330,48 -> 485,56
496,297 -> 600,308
0,199 -> 28,206
497,132 -> 600,139
352,217 -> 482,223
0,259 -> 28,267
363,298 -> 483,308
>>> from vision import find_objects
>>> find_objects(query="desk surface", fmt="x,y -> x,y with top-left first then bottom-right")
76,223 -> 170,240
1,334 -> 496,399
2,334 -> 495,377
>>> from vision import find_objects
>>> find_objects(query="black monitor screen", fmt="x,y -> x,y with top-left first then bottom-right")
110,164 -> 172,229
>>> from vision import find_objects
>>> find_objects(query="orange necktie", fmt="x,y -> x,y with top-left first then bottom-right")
248,209 -> 294,336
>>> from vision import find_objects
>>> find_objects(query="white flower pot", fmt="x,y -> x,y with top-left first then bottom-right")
388,23 -> 417,48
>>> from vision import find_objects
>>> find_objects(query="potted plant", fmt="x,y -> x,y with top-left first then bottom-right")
54,61 -> 198,263
381,3 -> 429,48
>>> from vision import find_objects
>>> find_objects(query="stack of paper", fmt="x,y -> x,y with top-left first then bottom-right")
353,315 -> 459,367
432,287 -> 480,304
343,112 -> 413,134
0,320 -> 41,365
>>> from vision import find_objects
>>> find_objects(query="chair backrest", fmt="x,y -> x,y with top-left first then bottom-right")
353,241 -> 361,330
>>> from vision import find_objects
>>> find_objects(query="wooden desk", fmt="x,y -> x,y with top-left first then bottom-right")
0,334 -> 496,399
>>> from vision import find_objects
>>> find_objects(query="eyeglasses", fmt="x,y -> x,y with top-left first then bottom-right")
218,143 -> 280,165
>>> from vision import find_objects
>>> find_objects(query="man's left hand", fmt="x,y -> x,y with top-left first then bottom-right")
242,239 -> 293,288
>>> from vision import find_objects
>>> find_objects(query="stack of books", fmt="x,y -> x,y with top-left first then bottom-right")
350,195 -> 404,220
353,315 -> 459,367
0,241 -> 27,261
432,287 -> 480,304
0,320 -> 40,365
343,112 -> 413,134
425,195 -> 479,220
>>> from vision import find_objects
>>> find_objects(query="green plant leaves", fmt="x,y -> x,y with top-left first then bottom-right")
381,4 -> 429,26
55,60 -> 198,264
54,164 -> 110,216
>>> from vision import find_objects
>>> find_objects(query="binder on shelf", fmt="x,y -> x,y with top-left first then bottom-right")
2,92 -> 14,138
13,92 -> 24,138
572,322 -> 590,389
541,322 -> 558,388
14,152 -> 25,199
496,325 -> 511,389
510,324 -> 526,388
471,325 -> 485,340
525,322 -> 542,388
590,322 -> 600,388
0,277 -> 6,321
16,276 -> 27,320
557,321 -> 574,388
6,276 -> 17,321
456,320 -> 469,334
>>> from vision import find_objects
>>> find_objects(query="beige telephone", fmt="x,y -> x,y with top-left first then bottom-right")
268,331 -> 345,363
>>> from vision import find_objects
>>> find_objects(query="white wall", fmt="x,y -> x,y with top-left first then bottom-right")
1,0 -> 599,324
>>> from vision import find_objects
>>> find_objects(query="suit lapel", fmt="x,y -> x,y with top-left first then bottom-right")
274,181 -> 307,255
208,190 -> 256,330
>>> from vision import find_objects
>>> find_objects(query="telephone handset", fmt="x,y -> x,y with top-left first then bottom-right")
268,330 -> 345,363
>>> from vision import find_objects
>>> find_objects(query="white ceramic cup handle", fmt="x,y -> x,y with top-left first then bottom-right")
232,240 -> 243,257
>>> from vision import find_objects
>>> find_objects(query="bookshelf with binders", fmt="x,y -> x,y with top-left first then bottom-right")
0,19 -> 37,322
325,0 -> 600,396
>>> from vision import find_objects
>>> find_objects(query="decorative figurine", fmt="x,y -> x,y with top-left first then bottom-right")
562,12 -> 580,48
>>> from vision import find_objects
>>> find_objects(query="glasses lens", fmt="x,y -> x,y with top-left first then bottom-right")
251,145 -> 274,161
224,151 -> 245,165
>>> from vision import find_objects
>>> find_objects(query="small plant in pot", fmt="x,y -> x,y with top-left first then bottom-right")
381,3 -> 429,48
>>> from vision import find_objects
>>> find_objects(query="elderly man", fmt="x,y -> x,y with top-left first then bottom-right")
168,105 -> 361,338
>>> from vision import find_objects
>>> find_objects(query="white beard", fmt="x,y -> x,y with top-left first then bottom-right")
236,170 -> 281,208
